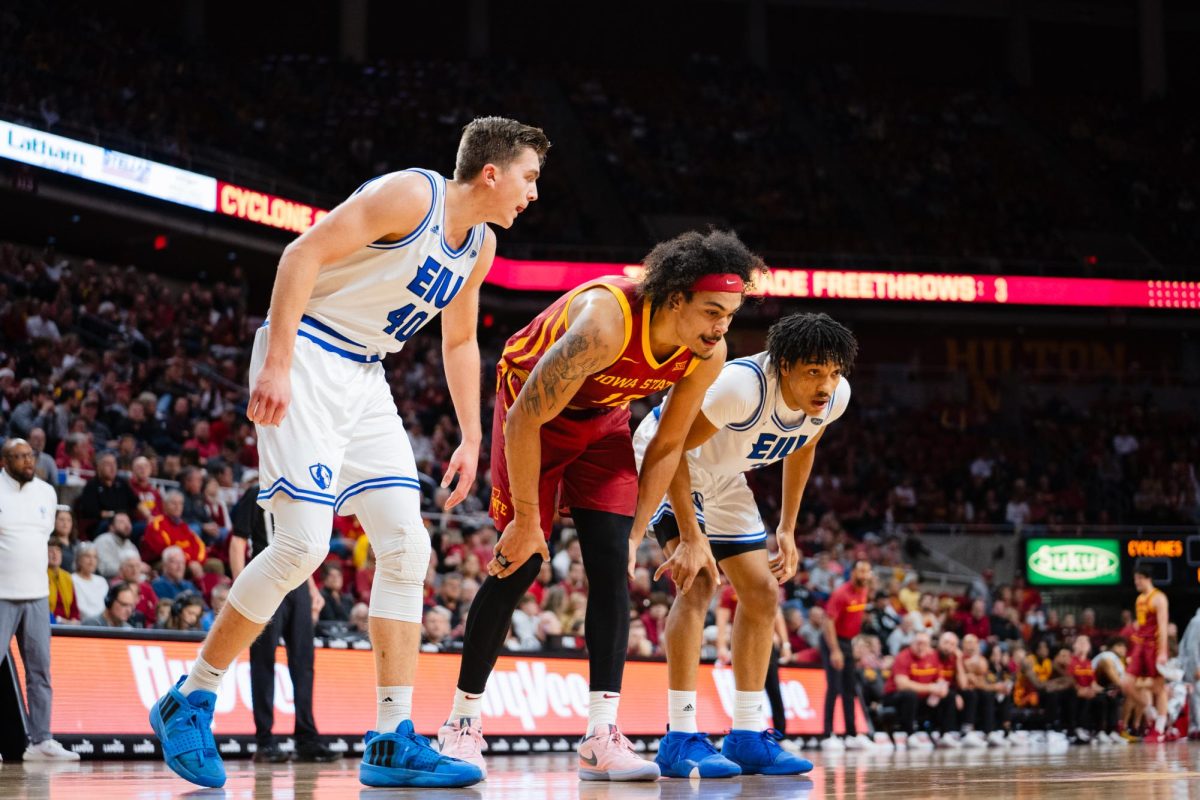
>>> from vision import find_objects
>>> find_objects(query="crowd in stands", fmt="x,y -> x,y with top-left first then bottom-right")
5,225 -> 1200,752
0,6 -> 580,248
2,237 -> 1198,663
836,575 -> 1199,747
563,57 -> 861,255
3,6 -> 1200,269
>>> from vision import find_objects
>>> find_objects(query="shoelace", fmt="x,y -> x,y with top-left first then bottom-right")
605,728 -> 638,754
182,704 -> 218,757
455,723 -> 485,749
394,729 -> 434,749
758,728 -> 786,753
675,732 -> 720,756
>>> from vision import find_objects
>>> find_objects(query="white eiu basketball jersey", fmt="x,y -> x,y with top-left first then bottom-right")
298,168 -> 488,360
632,351 -> 850,543
254,168 -> 487,516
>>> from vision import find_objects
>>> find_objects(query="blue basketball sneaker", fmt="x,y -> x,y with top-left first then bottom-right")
360,720 -> 483,788
149,676 -> 226,788
655,730 -> 741,779
722,728 -> 813,776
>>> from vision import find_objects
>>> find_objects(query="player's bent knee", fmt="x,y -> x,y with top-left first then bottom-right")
736,575 -> 779,618
677,570 -> 718,606
227,531 -> 329,623
368,524 -> 431,624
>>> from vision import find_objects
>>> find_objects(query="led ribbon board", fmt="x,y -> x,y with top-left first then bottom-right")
486,258 -> 1199,309
3,117 -> 1198,303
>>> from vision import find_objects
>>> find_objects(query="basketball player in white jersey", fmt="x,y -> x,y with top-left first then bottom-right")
632,312 -> 857,778
150,117 -> 549,790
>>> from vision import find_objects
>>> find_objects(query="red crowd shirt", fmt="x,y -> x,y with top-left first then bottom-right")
826,581 -> 869,639
129,477 -> 164,519
885,647 -> 940,694
960,613 -> 991,640
1069,655 -> 1096,688
937,651 -> 959,684
141,514 -> 207,563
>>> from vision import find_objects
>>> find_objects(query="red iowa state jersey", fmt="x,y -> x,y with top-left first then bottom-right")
497,276 -> 699,412
1133,588 -> 1163,643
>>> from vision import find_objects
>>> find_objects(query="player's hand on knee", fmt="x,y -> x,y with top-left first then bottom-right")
248,366 -> 292,426
769,534 -> 800,584
654,539 -> 718,596
489,518 -> 549,578
441,441 -> 479,511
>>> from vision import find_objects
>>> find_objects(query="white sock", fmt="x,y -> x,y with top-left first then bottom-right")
449,688 -> 483,722
668,690 -> 698,733
1155,715 -> 1167,733
588,691 -> 620,735
377,685 -> 413,732
180,655 -> 227,696
732,690 -> 765,731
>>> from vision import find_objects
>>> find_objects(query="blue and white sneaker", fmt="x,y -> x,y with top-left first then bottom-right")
149,676 -> 226,788
360,720 -> 483,788
722,728 -> 813,776
654,730 -> 741,779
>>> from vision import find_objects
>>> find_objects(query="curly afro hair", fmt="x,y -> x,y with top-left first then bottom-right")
637,229 -> 765,311
766,312 -> 858,377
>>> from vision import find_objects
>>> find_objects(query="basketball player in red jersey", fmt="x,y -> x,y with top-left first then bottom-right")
1129,565 -> 1171,741
436,230 -> 763,780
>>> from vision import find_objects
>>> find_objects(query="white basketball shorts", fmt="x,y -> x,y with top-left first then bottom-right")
631,412 -> 766,548
249,321 -> 420,517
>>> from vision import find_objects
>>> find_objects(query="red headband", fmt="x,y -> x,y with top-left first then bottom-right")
688,273 -> 745,293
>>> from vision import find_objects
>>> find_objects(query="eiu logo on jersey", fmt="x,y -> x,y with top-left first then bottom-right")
746,432 -> 809,464
309,463 -> 333,490
383,255 -> 466,343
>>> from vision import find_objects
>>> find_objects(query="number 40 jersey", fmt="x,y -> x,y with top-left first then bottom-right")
302,168 -> 488,359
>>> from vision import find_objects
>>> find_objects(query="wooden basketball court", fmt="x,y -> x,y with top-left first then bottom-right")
6,745 -> 1200,799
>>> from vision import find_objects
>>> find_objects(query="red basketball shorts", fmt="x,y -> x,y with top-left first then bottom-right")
489,398 -> 638,539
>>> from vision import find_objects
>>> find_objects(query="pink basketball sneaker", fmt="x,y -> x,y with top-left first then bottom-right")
577,724 -> 661,781
437,717 -> 488,780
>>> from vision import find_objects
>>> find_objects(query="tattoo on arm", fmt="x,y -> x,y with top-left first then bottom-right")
517,323 -> 612,419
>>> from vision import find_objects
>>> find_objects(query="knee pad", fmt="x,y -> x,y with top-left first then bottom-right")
228,526 -> 329,624
368,524 -> 431,624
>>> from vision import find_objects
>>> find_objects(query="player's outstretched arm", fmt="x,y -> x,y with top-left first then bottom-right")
661,408 -> 720,542
772,428 -> 824,583
631,342 -> 727,556
439,227 -> 496,511
249,173 -> 432,426
488,290 -> 625,579
651,408 -> 720,592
